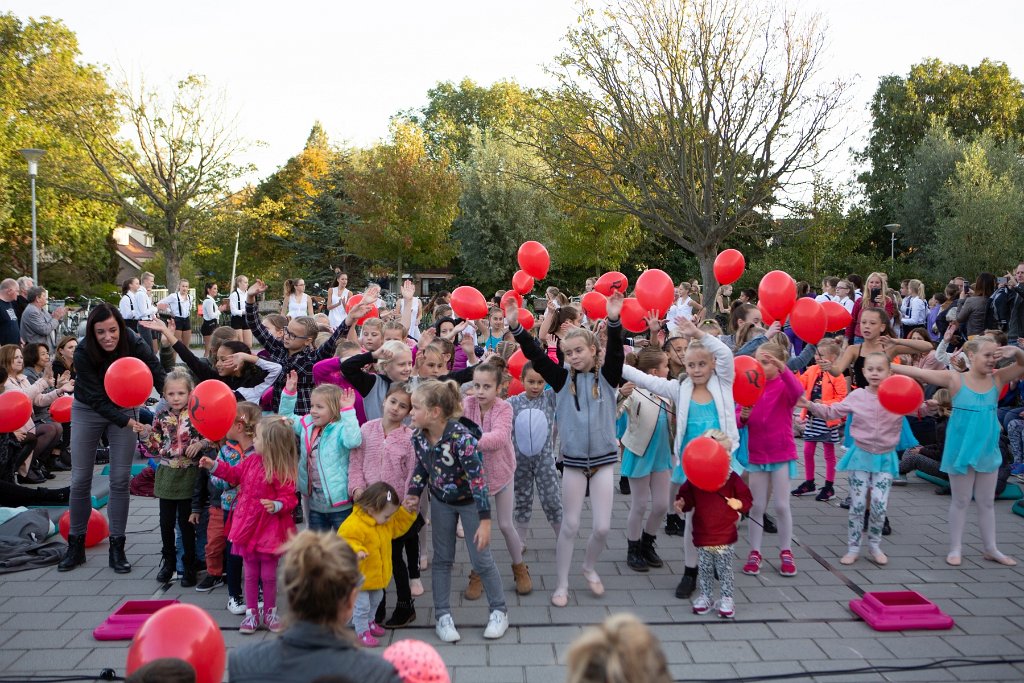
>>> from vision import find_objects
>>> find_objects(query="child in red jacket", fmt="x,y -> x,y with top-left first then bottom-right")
675,429 -> 753,619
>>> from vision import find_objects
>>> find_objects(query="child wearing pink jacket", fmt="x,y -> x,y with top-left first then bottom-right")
738,343 -> 803,578
462,359 -> 530,596
348,383 -> 422,628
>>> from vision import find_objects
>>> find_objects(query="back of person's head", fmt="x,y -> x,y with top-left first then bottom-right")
234,401 -> 261,439
973,272 -> 996,298
256,417 -> 298,485
336,339 -> 362,359
207,326 -> 239,360
565,613 -> 671,683
383,639 -> 451,683
281,530 -> 361,633
264,313 -> 289,331
356,481 -> 399,514
624,347 -> 666,374
413,379 -> 463,421
126,658 -> 196,683
932,388 -> 952,418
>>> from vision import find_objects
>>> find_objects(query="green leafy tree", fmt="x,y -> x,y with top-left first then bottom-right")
0,14 -> 120,289
345,121 -> 461,278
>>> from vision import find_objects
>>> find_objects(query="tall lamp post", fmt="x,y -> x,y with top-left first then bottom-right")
885,223 -> 900,262
229,211 -> 243,289
19,149 -> 45,283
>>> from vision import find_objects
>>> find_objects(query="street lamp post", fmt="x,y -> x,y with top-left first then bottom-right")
885,223 -> 901,262
19,149 -> 45,283
230,211 -> 243,288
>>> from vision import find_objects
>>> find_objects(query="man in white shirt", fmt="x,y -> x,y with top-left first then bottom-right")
135,271 -> 158,351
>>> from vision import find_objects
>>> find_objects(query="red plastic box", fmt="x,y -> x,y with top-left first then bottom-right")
849,591 -> 954,631
93,599 -> 180,640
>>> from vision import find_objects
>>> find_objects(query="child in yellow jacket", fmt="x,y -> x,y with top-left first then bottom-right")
339,481 -> 417,647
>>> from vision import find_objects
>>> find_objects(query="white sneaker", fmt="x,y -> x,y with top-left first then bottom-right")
483,610 -> 509,639
717,596 -> 735,619
435,614 -> 461,643
227,595 -> 246,615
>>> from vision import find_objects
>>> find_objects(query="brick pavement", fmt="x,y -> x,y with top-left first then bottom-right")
2,449 -> 1024,682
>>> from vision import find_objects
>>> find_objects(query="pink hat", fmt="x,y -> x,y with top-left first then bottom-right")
382,639 -> 451,683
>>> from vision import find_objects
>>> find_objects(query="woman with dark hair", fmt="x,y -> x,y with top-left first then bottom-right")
59,304 -> 166,573
119,278 -> 141,331
326,270 -> 351,331
142,318 -> 281,403
957,272 -> 997,338
200,282 -> 225,354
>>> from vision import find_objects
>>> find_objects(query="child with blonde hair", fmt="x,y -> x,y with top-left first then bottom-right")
565,613 -> 671,683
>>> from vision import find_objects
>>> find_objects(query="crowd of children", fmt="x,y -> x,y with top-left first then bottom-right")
38,266 -> 1022,670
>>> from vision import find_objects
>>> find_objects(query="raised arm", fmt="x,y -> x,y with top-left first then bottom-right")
599,294 -> 626,387
340,351 -> 380,397
787,342 -> 816,372
505,299 -> 567,391
995,346 -> 1024,386
621,365 -> 681,400
237,358 -> 282,403
890,363 -> 955,389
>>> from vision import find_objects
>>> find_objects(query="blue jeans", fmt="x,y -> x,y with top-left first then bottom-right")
430,497 -> 506,619
308,507 -> 351,533
176,508 -> 208,572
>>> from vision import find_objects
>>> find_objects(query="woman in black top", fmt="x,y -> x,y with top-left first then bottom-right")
59,304 -> 166,574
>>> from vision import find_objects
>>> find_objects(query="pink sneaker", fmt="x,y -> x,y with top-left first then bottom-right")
742,550 -> 762,575
239,608 -> 260,634
368,620 -> 386,637
779,549 -> 798,576
358,630 -> 380,647
264,607 -> 283,633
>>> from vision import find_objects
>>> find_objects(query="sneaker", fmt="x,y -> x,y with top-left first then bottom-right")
239,609 -> 259,634
358,630 -> 380,647
742,550 -> 762,575
717,596 -> 735,619
1011,463 -> 1024,476
435,614 -> 461,643
839,496 -> 851,510
692,595 -> 712,615
196,574 -> 225,592
410,578 -> 424,597
619,476 -> 631,495
762,514 -> 777,534
892,473 -> 908,486
227,595 -> 246,615
779,550 -> 798,576
368,620 -> 386,637
791,480 -> 816,496
882,517 -> 892,536
815,483 -> 835,502
483,610 -> 509,639
264,607 -> 283,633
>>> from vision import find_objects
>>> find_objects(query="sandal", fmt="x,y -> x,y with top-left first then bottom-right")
582,568 -> 604,597
550,590 -> 569,608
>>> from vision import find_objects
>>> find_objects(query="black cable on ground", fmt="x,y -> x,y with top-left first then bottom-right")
682,656 -> 1024,682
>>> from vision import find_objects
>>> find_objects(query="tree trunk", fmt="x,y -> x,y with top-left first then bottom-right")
697,247 -> 719,310
165,218 -> 181,289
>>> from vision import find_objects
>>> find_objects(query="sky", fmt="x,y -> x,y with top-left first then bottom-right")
8,0 -> 1024,189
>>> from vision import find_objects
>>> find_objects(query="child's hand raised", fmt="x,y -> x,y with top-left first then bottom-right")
339,387 -> 356,410
605,292 -> 624,322
503,298 -> 519,328
418,326 -> 436,348
765,321 -> 782,338
373,346 -> 394,361
460,331 -> 476,357
247,279 -> 268,296
199,456 -> 217,471
285,369 -> 298,393
672,316 -> 699,338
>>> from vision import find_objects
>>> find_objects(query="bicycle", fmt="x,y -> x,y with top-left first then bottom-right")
57,296 -> 104,338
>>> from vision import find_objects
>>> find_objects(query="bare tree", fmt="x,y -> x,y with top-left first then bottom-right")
71,74 -> 252,287
528,0 -> 851,301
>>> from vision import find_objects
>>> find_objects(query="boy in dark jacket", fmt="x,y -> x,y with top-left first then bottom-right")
675,430 -> 753,620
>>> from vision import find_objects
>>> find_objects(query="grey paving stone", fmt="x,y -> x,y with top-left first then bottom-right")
751,637 -> 826,661
489,643 -> 556,666
8,648 -> 92,672
686,639 -> 762,663
453,666 -> 524,682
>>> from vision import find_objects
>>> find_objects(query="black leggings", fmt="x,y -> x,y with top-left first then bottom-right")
223,510 -> 243,599
391,514 -> 425,603
159,498 -> 195,565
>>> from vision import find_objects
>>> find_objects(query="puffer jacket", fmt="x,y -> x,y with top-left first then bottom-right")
279,389 -> 361,513
213,453 -> 296,556
798,365 -> 848,427
338,504 -> 416,590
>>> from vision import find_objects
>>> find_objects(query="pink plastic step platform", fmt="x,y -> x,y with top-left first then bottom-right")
93,599 -> 180,640
849,591 -> 954,631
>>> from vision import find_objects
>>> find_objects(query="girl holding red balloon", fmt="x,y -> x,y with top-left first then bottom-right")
504,292 -> 626,608
199,416 -> 299,634
739,343 -> 803,578
799,353 -> 925,566
889,337 -> 1024,567
621,316 -> 741,600
141,369 -> 212,588
60,303 -> 165,574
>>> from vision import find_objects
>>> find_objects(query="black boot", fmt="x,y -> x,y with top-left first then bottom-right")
44,487 -> 70,504
108,535 -> 132,574
762,514 -> 778,534
46,452 -> 71,472
58,534 -> 86,572
882,517 -> 892,536
384,600 -> 417,629
665,513 -> 684,537
640,532 -> 664,568
626,539 -> 648,572
375,592 -> 387,624
675,566 -> 698,599
619,476 -> 631,495
180,561 -> 197,588
156,553 -> 175,583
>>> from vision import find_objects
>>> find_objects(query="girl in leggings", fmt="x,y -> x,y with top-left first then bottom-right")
505,293 -> 626,608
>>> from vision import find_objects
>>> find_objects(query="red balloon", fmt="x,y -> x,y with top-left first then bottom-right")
506,377 -> 525,396
511,270 -> 534,296
682,436 -> 731,492
620,297 -> 648,334
733,356 -> 767,407
594,271 -> 629,296
757,302 -> 776,327
451,286 -> 489,320
49,395 -> 73,423
758,270 -> 796,321
789,298 -> 827,345
345,294 -> 380,325
500,290 -> 523,310
189,380 -> 238,441
126,603 -> 226,683
581,291 -> 608,320
713,249 -> 746,286
0,392 -> 32,432
517,241 -> 550,280
58,509 -> 109,548
878,375 -> 924,416
635,269 -> 674,318
104,357 -> 154,408
822,301 -> 852,332
518,308 -> 535,331
508,349 -> 527,380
